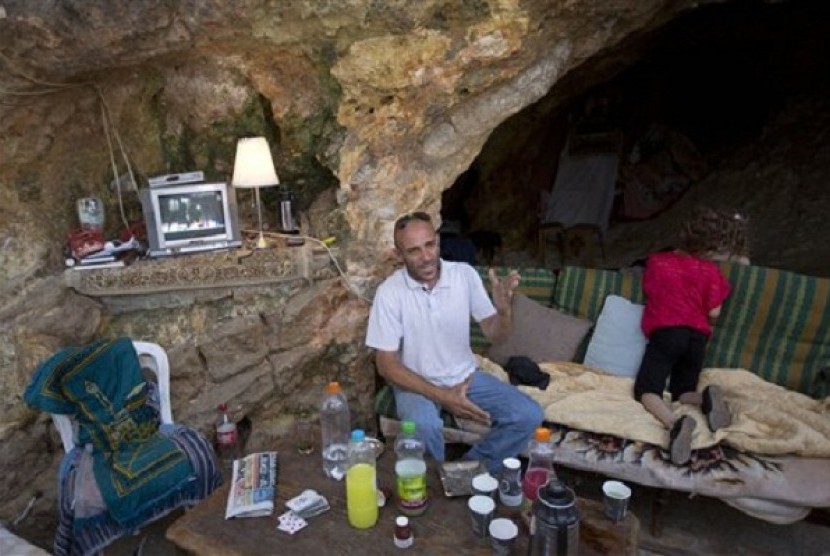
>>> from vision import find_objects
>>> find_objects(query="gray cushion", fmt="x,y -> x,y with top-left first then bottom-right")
487,293 -> 593,366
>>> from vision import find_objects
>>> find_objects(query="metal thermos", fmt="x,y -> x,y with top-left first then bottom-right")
278,186 -> 298,233
527,479 -> 579,556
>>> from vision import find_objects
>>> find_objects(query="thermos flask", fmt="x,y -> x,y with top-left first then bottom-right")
527,479 -> 580,556
278,186 -> 298,233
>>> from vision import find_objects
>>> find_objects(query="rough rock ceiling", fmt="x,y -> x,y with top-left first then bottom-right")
0,0 -> 706,287
446,0 -> 830,276
1,1 -> 828,548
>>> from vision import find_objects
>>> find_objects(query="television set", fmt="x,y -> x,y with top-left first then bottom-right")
139,182 -> 242,257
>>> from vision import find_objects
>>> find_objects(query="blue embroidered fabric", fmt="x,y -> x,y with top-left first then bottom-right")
25,337 -> 195,529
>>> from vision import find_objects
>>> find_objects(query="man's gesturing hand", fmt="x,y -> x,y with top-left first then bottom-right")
489,268 -> 520,314
440,376 -> 491,425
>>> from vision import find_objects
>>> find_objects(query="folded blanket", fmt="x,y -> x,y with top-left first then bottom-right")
25,338 -> 195,529
55,424 -> 222,556
704,369 -> 830,456
477,357 -> 830,458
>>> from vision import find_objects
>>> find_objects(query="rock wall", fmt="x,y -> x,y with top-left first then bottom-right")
0,0 -> 710,546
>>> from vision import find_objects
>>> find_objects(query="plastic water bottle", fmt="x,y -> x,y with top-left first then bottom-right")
215,402 -> 241,468
522,426 -> 556,511
394,420 -> 428,516
320,381 -> 351,480
346,429 -> 378,529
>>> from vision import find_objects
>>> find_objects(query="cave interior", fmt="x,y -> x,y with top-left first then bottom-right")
440,0 -> 830,276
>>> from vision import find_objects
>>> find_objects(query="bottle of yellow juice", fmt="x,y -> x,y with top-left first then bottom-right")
346,429 -> 378,528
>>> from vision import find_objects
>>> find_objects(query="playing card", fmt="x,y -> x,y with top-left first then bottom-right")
297,498 -> 330,519
277,511 -> 308,534
286,489 -> 330,518
286,489 -> 320,513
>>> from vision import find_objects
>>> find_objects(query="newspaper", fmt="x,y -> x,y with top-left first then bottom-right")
224,451 -> 279,519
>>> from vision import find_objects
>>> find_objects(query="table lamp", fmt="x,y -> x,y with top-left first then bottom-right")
231,136 -> 279,249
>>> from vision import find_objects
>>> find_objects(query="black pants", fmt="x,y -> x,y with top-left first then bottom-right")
634,326 -> 708,402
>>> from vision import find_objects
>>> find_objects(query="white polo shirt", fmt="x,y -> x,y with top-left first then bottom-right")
366,260 -> 496,387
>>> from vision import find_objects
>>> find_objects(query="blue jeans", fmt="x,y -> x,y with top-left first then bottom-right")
393,370 -> 543,475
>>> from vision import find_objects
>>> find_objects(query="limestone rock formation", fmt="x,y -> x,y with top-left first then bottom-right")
2,0 -> 827,548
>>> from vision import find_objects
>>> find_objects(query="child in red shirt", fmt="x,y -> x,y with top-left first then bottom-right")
634,206 -> 744,465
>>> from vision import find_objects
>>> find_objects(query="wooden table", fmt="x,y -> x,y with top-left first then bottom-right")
167,443 -> 639,555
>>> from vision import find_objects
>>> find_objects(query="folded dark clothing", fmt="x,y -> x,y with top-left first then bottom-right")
505,356 -> 550,390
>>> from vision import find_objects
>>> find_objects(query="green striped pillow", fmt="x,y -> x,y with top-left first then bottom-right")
554,264 -> 830,396
554,266 -> 645,320
708,263 -> 830,395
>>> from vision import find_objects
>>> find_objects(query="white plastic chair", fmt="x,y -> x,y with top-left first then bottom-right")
51,341 -> 173,453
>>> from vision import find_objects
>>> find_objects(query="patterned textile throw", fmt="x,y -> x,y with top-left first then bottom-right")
25,337 -> 195,529
55,425 -> 222,556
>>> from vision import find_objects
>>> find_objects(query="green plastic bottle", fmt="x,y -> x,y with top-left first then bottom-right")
394,421 -> 428,516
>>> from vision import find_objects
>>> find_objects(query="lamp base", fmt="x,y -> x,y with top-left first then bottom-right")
255,233 -> 269,249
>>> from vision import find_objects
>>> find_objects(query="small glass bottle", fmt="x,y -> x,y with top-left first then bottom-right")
393,515 -> 414,548
215,403 -> 241,468
499,457 -> 523,507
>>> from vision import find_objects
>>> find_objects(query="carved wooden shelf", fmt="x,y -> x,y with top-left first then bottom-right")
64,244 -> 337,297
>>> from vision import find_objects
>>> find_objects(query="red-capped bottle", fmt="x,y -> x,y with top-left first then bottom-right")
521,427 -> 556,511
216,402 -> 241,467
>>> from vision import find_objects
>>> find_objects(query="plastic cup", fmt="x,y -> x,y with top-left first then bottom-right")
293,412 -> 314,455
488,517 -> 519,555
472,472 -> 499,499
468,495 -> 496,538
602,480 -> 631,522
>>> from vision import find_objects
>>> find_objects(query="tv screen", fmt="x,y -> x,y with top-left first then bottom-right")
158,190 -> 228,242
140,182 -> 241,256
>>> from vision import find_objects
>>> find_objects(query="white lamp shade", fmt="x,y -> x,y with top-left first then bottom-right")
231,136 -> 280,188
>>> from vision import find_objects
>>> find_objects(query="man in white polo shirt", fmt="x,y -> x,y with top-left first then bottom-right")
366,212 -> 543,474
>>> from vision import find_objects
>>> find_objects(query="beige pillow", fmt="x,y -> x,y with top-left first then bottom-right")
487,293 -> 593,366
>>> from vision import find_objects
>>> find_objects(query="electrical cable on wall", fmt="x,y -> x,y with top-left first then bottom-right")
0,51 -> 88,92
246,230 -> 372,304
96,85 -> 138,235
0,53 -> 136,237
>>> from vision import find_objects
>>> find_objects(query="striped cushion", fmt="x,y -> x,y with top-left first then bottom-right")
554,264 -> 830,396
709,263 -> 830,395
470,266 -> 557,353
554,266 -> 645,320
